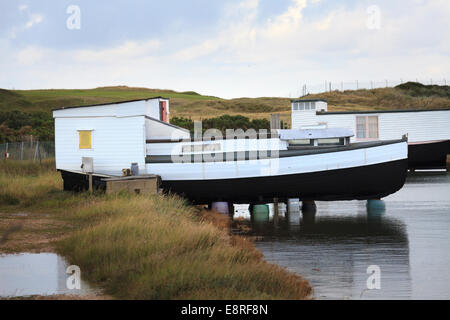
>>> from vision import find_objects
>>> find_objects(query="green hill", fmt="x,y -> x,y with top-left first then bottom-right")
1,82 -> 449,143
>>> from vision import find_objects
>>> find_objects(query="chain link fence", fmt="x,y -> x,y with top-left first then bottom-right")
1,141 -> 55,161
295,78 -> 448,96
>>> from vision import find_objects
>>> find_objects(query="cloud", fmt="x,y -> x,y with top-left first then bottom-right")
16,46 -> 45,65
25,14 -> 43,29
75,40 -> 161,63
19,4 -> 28,11
1,0 -> 449,98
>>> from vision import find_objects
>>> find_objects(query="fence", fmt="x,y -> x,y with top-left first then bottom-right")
295,78 -> 448,96
1,141 -> 55,161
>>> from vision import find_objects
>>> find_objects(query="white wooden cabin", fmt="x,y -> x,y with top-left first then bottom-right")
52,97 -> 190,176
291,99 -> 450,143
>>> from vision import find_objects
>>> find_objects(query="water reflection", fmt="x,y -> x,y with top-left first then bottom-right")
0,253 -> 94,298
236,205 -> 410,299
233,173 -> 450,299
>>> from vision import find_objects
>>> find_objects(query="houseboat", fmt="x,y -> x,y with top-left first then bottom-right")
290,99 -> 450,170
53,97 -> 408,204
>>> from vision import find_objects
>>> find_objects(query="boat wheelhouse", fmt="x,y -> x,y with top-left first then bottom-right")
290,99 -> 450,170
53,98 -> 409,203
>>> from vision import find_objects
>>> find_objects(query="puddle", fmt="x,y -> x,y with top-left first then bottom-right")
0,253 -> 95,298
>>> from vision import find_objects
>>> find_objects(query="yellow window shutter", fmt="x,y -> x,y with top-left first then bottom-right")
79,131 -> 92,149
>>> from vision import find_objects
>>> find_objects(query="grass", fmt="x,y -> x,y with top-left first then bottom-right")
0,160 -> 311,299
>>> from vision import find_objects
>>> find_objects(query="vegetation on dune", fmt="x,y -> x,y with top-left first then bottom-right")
0,111 -> 53,143
0,160 -> 311,299
302,82 -> 450,112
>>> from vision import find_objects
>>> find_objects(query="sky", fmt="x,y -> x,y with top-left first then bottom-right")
1,0 -> 449,98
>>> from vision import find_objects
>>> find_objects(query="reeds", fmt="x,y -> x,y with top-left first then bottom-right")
0,160 -> 312,299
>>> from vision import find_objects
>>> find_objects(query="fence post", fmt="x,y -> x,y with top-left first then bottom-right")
38,141 -> 42,165
5,142 -> 8,160
20,141 -> 24,161
34,141 -> 39,161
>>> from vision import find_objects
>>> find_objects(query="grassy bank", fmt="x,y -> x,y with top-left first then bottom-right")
0,160 -> 311,299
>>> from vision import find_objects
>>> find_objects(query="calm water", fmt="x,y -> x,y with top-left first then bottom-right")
237,173 -> 450,300
0,253 -> 94,297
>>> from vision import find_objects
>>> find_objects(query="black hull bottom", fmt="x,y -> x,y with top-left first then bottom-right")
408,140 -> 450,169
161,159 -> 408,204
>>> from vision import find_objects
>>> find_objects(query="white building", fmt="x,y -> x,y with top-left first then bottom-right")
52,97 -> 190,176
291,99 -> 450,169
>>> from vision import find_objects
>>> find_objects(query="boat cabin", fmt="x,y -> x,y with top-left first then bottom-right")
52,97 -> 190,176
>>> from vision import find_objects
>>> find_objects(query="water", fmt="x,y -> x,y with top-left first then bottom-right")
0,253 -> 94,298
235,173 -> 450,300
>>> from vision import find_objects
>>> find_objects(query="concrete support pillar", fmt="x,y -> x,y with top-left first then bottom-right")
366,199 -> 386,216
446,154 -> 450,172
88,174 -> 93,193
301,200 -> 317,213
273,197 -> 279,225
211,202 -> 230,215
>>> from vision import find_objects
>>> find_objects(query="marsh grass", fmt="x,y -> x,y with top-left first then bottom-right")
0,160 -> 311,299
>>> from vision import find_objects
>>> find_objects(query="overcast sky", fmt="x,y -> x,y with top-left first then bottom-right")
1,0 -> 449,98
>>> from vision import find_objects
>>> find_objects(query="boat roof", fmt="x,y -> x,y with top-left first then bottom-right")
291,98 -> 328,103
317,108 -> 450,115
52,96 -> 170,111
277,128 -> 354,140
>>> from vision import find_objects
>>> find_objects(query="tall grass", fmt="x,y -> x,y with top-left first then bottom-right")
0,160 -> 311,299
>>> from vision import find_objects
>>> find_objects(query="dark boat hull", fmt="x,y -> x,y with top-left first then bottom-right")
161,159 -> 408,204
408,140 -> 450,169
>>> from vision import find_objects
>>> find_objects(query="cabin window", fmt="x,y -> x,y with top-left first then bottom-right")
368,116 -> 379,138
78,130 -> 92,149
318,138 -> 341,146
299,103 -> 304,110
288,139 -> 313,146
356,116 -> 379,139
292,103 -> 298,111
311,102 -> 316,110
